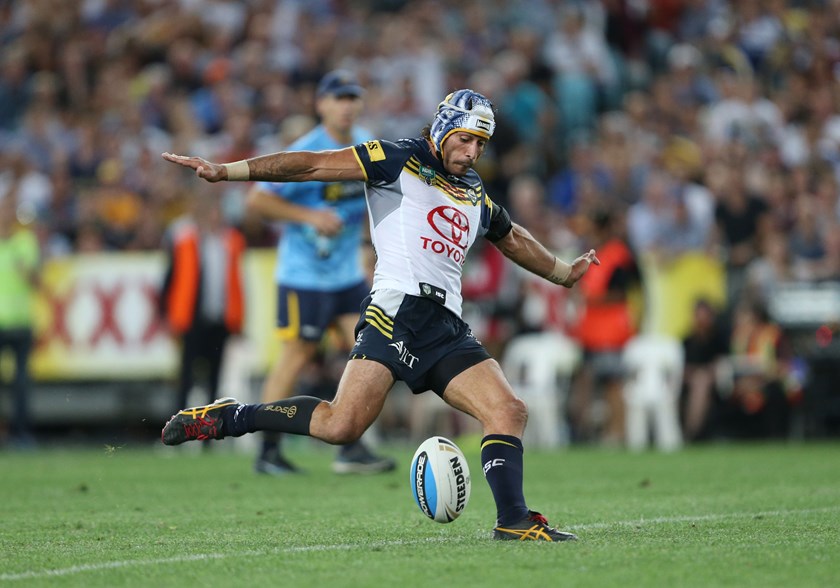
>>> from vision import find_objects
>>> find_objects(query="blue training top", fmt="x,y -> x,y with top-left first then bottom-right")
258,125 -> 371,291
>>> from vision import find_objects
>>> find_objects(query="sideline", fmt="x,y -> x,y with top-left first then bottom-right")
3,506 -> 839,581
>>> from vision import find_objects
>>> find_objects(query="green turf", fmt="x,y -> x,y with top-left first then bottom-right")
1,441 -> 838,587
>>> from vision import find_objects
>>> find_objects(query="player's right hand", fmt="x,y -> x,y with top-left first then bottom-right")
162,153 -> 227,182
309,209 -> 343,236
564,249 -> 600,287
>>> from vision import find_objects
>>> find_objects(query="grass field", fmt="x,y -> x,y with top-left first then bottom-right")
1,440 -> 838,587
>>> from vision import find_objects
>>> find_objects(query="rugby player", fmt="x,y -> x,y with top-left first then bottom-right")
161,89 -> 599,541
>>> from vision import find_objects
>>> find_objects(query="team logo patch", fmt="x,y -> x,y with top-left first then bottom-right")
419,165 -> 436,185
364,140 -> 386,162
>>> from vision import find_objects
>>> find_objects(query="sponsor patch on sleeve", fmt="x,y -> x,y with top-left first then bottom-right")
364,140 -> 386,162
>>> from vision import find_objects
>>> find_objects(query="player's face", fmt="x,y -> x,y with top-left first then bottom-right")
441,132 -> 486,176
318,94 -> 363,135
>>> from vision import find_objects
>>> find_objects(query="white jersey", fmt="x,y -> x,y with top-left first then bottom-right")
352,138 -> 506,318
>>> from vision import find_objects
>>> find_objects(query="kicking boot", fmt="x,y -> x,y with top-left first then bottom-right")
493,511 -> 578,542
331,441 -> 397,475
161,397 -> 241,446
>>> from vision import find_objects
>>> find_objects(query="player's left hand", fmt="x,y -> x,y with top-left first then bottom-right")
564,249 -> 600,287
162,152 -> 227,182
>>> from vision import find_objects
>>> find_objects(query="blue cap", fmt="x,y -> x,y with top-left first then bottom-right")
316,70 -> 364,98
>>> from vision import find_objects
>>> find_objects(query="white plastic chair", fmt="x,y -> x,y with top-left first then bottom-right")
501,332 -> 582,448
622,334 -> 685,452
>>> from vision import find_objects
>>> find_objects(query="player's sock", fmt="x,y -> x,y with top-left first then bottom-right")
230,397 -> 322,437
481,434 -> 529,526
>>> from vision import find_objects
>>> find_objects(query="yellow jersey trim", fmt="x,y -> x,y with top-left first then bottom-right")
351,147 -> 369,182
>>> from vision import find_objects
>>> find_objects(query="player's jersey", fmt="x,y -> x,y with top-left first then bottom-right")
259,125 -> 372,291
352,137 -> 500,318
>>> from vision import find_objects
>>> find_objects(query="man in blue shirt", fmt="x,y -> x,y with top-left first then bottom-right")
245,70 -> 395,475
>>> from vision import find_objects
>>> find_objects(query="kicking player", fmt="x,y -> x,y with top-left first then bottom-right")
161,89 -> 599,541
245,70 -> 394,475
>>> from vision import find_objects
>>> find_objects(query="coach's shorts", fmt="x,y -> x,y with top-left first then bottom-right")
350,289 -> 491,396
277,281 -> 370,342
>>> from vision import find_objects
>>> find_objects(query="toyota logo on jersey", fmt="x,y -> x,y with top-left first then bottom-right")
427,206 -> 470,249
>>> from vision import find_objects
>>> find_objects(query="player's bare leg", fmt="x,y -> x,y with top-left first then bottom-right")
328,316 -> 397,473
309,359 -> 394,444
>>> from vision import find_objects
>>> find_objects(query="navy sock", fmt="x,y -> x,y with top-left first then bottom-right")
481,434 -> 529,526
230,397 -> 322,437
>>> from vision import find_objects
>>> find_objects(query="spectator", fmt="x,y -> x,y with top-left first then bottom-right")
544,3 -> 618,134
719,300 -> 796,439
569,209 -> 640,444
0,148 -> 52,224
656,190 -> 711,259
0,46 -> 29,131
158,194 -> 246,419
627,170 -> 677,256
787,194 -> 828,280
744,229 -> 796,307
708,160 -> 770,308
0,196 -> 40,448
703,70 -> 784,149
733,0 -> 785,73
681,299 -> 730,441
546,134 -> 612,217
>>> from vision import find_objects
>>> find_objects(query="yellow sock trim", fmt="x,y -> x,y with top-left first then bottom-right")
480,439 -> 519,451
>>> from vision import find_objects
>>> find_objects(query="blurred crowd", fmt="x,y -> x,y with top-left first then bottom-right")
3,0 -> 840,445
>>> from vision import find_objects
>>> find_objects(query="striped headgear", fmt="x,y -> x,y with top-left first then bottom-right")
429,89 -> 496,158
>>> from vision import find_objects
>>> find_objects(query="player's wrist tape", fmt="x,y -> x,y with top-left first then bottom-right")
546,257 -> 571,285
223,160 -> 250,181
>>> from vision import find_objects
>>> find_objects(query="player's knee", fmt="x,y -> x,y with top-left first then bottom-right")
323,416 -> 365,445
507,395 -> 529,429
483,395 -> 528,433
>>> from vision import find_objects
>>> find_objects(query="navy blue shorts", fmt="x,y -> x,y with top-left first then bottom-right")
350,290 -> 491,396
277,281 -> 370,341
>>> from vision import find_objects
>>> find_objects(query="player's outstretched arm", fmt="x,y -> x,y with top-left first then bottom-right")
161,148 -> 365,183
493,223 -> 600,288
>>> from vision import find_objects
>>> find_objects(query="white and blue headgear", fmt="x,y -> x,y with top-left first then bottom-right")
429,89 -> 496,157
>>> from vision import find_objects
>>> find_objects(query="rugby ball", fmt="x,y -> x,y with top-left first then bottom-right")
409,436 -> 471,523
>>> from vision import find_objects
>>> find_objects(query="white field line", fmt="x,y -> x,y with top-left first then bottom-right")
567,505 -> 840,530
2,505 -> 838,582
